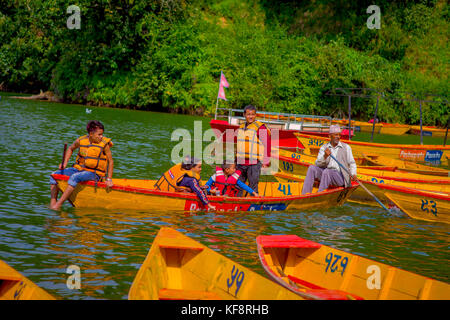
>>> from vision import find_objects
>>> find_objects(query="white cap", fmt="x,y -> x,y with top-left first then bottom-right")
329,125 -> 341,134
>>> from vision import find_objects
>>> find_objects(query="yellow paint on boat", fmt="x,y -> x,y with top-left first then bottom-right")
295,133 -> 450,166
410,125 -> 448,138
0,260 -> 55,300
257,235 -> 450,300
128,227 -> 308,300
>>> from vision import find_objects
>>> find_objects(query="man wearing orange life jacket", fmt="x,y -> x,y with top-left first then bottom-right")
205,163 -> 258,197
235,105 -> 271,196
49,120 -> 114,210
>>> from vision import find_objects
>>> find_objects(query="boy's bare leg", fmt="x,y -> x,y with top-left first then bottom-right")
50,184 -> 59,207
50,185 -> 75,210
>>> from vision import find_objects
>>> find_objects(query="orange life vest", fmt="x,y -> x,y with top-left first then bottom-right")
73,135 -> 113,177
236,120 -> 270,162
213,167 -> 241,196
154,163 -> 200,192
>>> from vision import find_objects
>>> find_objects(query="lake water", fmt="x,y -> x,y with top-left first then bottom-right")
0,93 -> 448,300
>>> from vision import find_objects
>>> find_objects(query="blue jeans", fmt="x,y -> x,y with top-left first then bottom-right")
50,167 -> 100,188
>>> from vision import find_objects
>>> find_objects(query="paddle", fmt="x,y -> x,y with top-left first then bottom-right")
61,143 -> 67,175
328,154 -> 391,213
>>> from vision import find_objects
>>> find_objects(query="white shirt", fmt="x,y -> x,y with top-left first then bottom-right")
315,141 -> 357,176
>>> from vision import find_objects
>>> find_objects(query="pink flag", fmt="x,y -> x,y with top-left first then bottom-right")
218,71 -> 229,101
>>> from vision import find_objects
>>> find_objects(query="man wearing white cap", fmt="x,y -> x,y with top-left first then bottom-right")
301,124 -> 357,194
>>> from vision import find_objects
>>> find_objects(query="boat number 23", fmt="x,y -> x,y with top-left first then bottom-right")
325,252 -> 349,276
227,265 -> 245,297
421,199 -> 437,216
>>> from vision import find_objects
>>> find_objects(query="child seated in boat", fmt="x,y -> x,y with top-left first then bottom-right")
155,156 -> 216,211
205,162 -> 259,197
49,120 -> 114,210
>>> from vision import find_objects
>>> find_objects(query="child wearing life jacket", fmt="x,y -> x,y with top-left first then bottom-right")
205,163 -> 259,197
175,157 -> 216,211
49,120 -> 114,210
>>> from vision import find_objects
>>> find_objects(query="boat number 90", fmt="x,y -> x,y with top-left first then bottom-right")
325,252 -> 349,276
227,265 -> 245,296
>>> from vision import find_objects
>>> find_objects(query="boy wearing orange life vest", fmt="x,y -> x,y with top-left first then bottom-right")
49,120 -> 114,210
205,163 -> 259,197
154,156 -> 216,211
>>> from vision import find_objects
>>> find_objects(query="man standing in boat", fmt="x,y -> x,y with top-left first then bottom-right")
235,105 -> 271,196
49,120 -> 114,210
301,125 -> 357,194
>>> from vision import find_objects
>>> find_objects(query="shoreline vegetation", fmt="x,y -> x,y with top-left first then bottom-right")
1,0 -> 448,124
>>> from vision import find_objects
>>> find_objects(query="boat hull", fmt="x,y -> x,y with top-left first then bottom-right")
52,174 -> 356,212
256,235 -> 450,300
0,260 -> 55,300
295,133 -> 450,166
128,227 -> 307,300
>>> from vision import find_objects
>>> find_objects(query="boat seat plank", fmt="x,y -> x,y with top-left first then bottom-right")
158,288 -> 221,300
258,235 -> 321,249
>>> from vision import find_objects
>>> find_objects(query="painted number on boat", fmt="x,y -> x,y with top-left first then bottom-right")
421,199 -> 437,216
371,177 -> 384,184
277,184 -> 292,196
308,139 -> 324,147
290,153 -> 302,160
325,252 -> 349,276
227,265 -> 245,297
282,161 -> 294,172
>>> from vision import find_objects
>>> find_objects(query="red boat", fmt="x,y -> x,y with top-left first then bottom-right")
210,117 -> 353,151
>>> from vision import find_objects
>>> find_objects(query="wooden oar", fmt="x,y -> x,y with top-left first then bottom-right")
61,143 -> 67,175
328,154 -> 391,213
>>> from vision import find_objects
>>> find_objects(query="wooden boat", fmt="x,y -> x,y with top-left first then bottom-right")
379,123 -> 411,136
51,174 -> 356,212
276,153 -> 450,193
0,260 -> 55,300
362,153 -> 449,177
410,125 -> 448,138
128,227 -> 309,300
295,133 -> 450,166
256,235 -> 450,300
274,172 -> 450,224
380,183 -> 450,224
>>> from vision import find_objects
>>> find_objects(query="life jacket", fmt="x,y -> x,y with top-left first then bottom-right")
73,135 -> 113,177
236,120 -> 270,162
213,167 -> 241,196
154,163 -> 201,192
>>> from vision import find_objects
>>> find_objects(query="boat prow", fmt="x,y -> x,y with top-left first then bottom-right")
0,260 -> 55,300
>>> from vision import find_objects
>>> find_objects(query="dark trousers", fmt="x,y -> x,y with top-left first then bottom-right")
236,162 -> 262,196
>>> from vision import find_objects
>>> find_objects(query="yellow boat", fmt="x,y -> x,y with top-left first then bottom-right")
379,123 -> 411,136
381,184 -> 450,224
52,174 -> 356,212
0,260 -> 55,300
257,235 -> 450,300
362,153 -> 449,177
295,133 -> 450,166
410,125 -> 448,138
274,172 -> 450,224
129,227 -> 318,300
276,154 -> 450,193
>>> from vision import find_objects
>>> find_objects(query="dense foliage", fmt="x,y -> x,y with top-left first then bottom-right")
0,0 -> 448,125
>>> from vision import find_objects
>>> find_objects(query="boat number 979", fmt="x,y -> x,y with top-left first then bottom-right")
227,265 -> 245,297
325,252 -> 349,276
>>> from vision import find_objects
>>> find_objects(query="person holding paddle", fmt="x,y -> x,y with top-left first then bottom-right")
49,120 -> 114,210
301,125 -> 357,194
